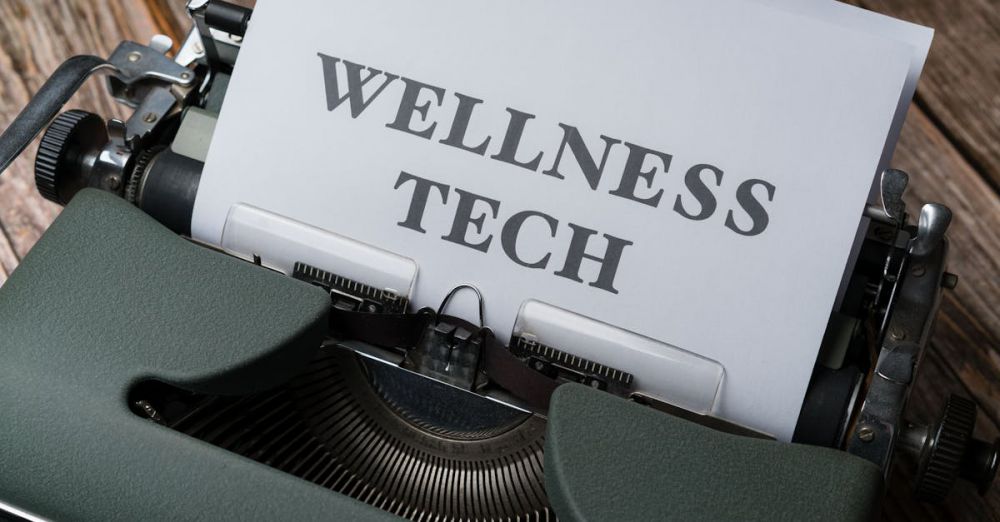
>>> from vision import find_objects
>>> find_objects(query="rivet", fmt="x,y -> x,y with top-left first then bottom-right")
858,426 -> 875,443
127,51 -> 142,63
911,265 -> 926,277
890,328 -> 906,341
143,112 -> 158,123
180,72 -> 191,80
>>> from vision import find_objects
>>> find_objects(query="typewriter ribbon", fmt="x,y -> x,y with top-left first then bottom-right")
329,300 -> 560,411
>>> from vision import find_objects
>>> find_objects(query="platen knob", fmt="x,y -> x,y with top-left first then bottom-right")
915,394 -> 999,502
34,109 -> 109,204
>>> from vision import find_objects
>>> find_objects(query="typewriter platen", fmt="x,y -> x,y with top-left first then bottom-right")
0,2 -> 996,520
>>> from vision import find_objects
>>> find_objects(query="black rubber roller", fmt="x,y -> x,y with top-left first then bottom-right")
34,109 -> 107,204
205,1 -> 253,37
130,148 -> 204,236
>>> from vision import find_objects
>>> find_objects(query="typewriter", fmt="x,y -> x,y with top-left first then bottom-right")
0,2 -> 995,521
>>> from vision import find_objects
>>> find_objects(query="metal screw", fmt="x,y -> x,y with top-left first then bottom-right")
911,265 -> 926,277
858,426 -> 875,443
127,51 -> 142,63
180,72 -> 191,81
106,175 -> 121,190
143,112 -> 158,124
890,328 -> 906,341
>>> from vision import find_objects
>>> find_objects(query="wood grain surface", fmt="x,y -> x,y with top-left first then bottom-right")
0,1 -> 996,521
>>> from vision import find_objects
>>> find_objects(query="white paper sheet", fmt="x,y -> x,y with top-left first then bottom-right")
193,0 -> 928,440
753,0 -> 933,309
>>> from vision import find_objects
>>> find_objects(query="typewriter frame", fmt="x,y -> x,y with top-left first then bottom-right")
0,1 -> 994,516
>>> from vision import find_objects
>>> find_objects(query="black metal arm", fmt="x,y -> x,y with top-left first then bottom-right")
0,55 -> 115,175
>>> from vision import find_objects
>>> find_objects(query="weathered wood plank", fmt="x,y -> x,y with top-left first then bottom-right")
0,0 -> 165,261
145,0 -> 190,46
893,107 -> 1000,427
0,228 -> 17,285
856,0 -> 1000,191
0,0 -> 255,269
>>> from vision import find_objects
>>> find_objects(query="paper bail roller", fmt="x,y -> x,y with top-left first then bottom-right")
512,299 -> 725,415
220,203 -> 418,300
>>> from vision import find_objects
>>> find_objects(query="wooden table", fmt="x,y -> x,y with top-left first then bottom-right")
0,1 -> 996,520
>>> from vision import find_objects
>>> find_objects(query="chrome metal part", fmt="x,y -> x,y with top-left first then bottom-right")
910,203 -> 953,257
898,396 -> 1000,501
0,37 -> 199,177
175,28 -> 207,68
105,41 -> 196,141
438,284 -> 487,328
106,41 -> 194,96
148,34 -> 174,55
0,499 -> 49,522
124,86 -> 179,142
846,213 -> 950,480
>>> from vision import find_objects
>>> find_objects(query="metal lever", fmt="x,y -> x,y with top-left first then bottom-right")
0,38 -> 197,178
864,168 -> 909,224
909,203 -> 952,257
879,168 -> 909,223
0,56 -> 116,175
